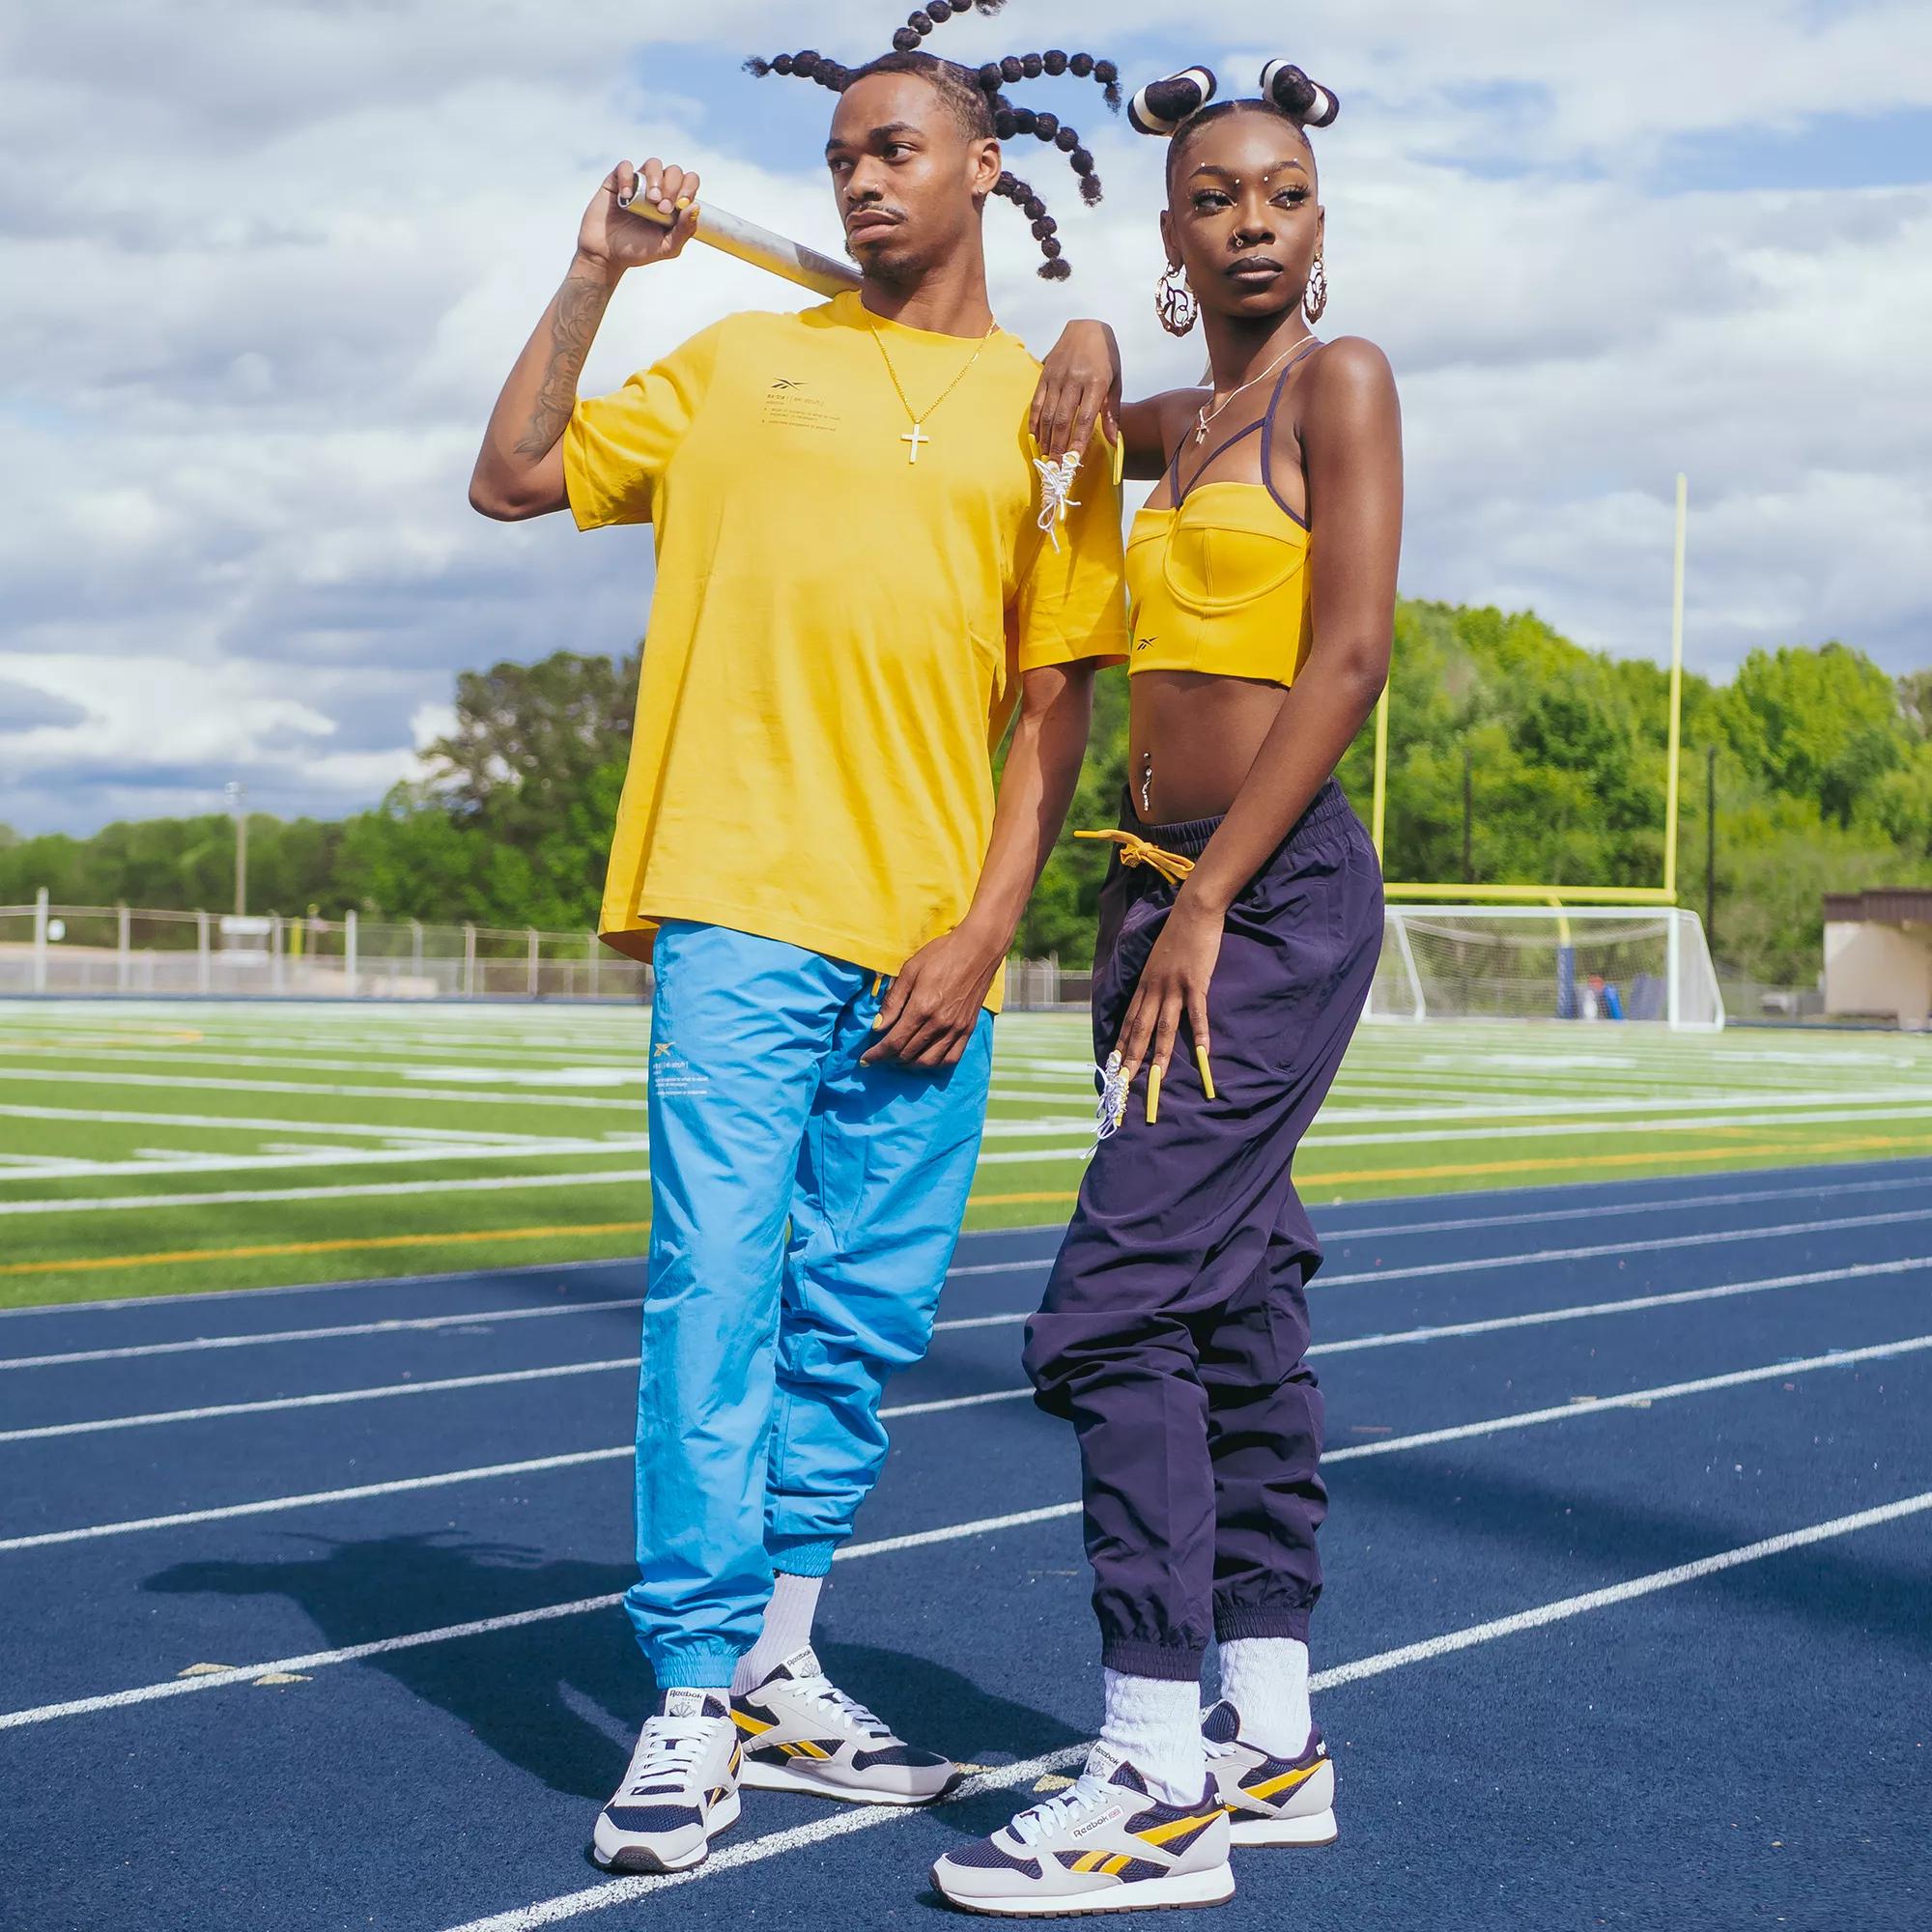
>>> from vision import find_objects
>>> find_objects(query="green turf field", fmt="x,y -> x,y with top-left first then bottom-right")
3,998 -> 1930,1309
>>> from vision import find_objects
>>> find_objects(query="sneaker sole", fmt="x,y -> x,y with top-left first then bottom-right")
1229,1806 -> 1337,1848
931,1861 -> 1236,1917
591,1789 -> 740,1872
740,1757 -> 960,1806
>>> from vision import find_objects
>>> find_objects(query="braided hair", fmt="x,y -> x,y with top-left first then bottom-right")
1127,61 -> 1339,185
744,2 -> 1119,280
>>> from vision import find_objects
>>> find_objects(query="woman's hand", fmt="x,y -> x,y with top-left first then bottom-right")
1115,893 -> 1225,1115
1029,319 -> 1122,459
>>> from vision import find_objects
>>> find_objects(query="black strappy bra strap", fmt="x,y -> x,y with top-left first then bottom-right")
1260,336 -> 1324,530
1165,336 -> 1325,518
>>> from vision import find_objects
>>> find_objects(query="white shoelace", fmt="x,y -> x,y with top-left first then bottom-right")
626,1715 -> 719,1795
1008,1769 -> 1116,1847
1204,1736 -> 1240,1763
787,1672 -> 893,1741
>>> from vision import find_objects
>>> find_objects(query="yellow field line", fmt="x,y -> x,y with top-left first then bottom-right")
9,1127 -> 1932,1283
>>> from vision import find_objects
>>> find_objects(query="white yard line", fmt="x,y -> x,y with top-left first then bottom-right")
0,1067 -> 639,1111
0,1103 -> 546,1145
0,1164 -> 653,1218
0,1136 -> 647,1189
5,1326 -> 1924,1555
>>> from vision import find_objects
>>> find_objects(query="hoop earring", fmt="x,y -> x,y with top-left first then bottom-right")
1156,263 -> 1198,337
1303,256 -> 1328,325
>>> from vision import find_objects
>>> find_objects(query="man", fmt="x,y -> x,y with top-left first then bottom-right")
469,53 -> 1125,1873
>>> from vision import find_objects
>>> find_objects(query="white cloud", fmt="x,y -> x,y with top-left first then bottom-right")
1,0 -> 1928,833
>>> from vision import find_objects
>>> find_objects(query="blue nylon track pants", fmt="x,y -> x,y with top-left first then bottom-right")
629,920 -> 993,1689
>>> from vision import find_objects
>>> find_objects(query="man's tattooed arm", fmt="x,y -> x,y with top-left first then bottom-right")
512,262 -> 615,460
469,255 -> 620,522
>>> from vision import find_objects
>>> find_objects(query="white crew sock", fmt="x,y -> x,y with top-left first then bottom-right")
730,1571 -> 824,1696
1217,1636 -> 1313,1756
1097,1668 -> 1206,1807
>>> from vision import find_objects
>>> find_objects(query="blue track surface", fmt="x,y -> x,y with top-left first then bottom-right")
4,1158 -> 1930,1931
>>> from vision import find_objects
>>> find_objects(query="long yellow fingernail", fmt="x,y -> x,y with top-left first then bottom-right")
1196,1044 -> 1215,1101
1145,1063 -> 1161,1125
675,196 -> 693,209
1111,429 -> 1125,486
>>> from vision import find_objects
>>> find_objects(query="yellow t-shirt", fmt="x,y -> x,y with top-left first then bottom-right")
564,291 -> 1128,1008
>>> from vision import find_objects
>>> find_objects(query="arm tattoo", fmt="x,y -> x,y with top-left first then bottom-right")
515,267 -> 611,458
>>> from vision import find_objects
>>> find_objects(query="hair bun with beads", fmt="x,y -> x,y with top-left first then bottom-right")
1260,59 -> 1339,128
1127,67 -> 1217,136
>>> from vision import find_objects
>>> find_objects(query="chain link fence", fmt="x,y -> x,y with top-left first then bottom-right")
0,894 -> 1089,1009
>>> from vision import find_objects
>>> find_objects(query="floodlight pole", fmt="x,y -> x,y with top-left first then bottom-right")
1705,743 -> 1718,949
1662,474 -> 1687,903
225,781 -> 248,918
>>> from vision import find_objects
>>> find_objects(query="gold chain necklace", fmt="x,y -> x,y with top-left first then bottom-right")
868,316 -> 997,464
1194,330 -> 1320,443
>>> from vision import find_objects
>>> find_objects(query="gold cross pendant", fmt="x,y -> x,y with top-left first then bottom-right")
901,422 -> 930,464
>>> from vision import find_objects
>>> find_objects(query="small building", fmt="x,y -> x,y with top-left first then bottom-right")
1824,889 -> 1932,1029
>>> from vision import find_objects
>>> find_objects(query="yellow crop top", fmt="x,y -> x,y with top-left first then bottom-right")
1125,340 -> 1318,687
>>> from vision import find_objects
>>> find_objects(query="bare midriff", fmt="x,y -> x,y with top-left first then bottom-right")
1128,668 -> 1290,825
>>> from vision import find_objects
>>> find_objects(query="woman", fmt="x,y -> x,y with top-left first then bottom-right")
932,61 -> 1401,1918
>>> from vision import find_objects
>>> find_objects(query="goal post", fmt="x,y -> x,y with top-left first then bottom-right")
1369,903 -> 1725,1031
1365,476 -> 1715,1026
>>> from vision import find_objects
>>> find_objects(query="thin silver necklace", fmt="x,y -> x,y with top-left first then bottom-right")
1194,331 -> 1320,444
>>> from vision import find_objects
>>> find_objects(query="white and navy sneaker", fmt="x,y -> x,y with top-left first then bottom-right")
731,1645 -> 958,1805
931,1745 -> 1235,1917
591,1688 -> 741,1873
1202,1700 -> 1337,1847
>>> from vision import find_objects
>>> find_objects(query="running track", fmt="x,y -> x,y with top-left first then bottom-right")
3,1158 -> 1928,1930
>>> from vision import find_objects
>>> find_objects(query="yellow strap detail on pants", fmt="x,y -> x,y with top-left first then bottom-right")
1073,828 -> 1196,887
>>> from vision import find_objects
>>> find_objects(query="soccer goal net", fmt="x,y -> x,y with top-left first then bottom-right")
1369,905 -> 1725,1031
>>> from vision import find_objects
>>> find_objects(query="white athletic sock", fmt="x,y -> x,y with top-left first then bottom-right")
730,1572 -> 824,1696
1217,1636 -> 1313,1756
1097,1668 -> 1206,1807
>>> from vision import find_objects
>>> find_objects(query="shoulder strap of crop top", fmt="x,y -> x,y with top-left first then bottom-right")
1165,335 -> 1326,520
1259,335 -> 1325,530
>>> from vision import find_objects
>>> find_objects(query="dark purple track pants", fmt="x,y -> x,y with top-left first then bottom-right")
1023,780 -> 1383,1681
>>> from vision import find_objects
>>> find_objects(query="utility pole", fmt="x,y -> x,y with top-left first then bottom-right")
224,781 -> 247,918
1462,748 -> 1474,882
1705,744 -> 1717,948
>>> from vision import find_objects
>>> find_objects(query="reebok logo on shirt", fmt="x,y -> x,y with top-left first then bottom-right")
762,377 -> 839,434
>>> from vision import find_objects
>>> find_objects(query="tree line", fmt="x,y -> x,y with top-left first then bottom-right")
5,608 -> 1928,988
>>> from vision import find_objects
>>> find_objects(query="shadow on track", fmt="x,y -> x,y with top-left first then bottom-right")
141,1533 -> 1075,1804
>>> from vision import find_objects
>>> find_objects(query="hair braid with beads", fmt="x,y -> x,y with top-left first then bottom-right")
744,1 -> 1118,279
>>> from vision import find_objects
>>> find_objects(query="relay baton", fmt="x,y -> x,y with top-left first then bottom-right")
626,195 -> 860,297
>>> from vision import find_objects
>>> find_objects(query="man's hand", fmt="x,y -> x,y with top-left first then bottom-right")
577,158 -> 701,280
1029,319 -> 1122,460
863,923 -> 1008,1067
1114,894 -> 1225,1116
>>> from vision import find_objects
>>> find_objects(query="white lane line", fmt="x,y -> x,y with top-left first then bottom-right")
0,1359 -> 641,1442
2,1245 -> 1908,1441
0,1297 -> 651,1373
1317,1203 -> 1932,1289
6,1325 -> 1925,1557
0,1370 -> 1031,1445
10,1246 -> 1926,1399
25,1384 -> 1932,1741
452,1487 -> 1932,1929
1315,1169 -> 1932,1243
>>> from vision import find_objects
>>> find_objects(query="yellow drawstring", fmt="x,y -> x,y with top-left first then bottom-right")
1074,829 -> 1196,887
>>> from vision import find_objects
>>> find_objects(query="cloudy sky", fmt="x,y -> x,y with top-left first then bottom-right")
3,0 -> 1928,836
